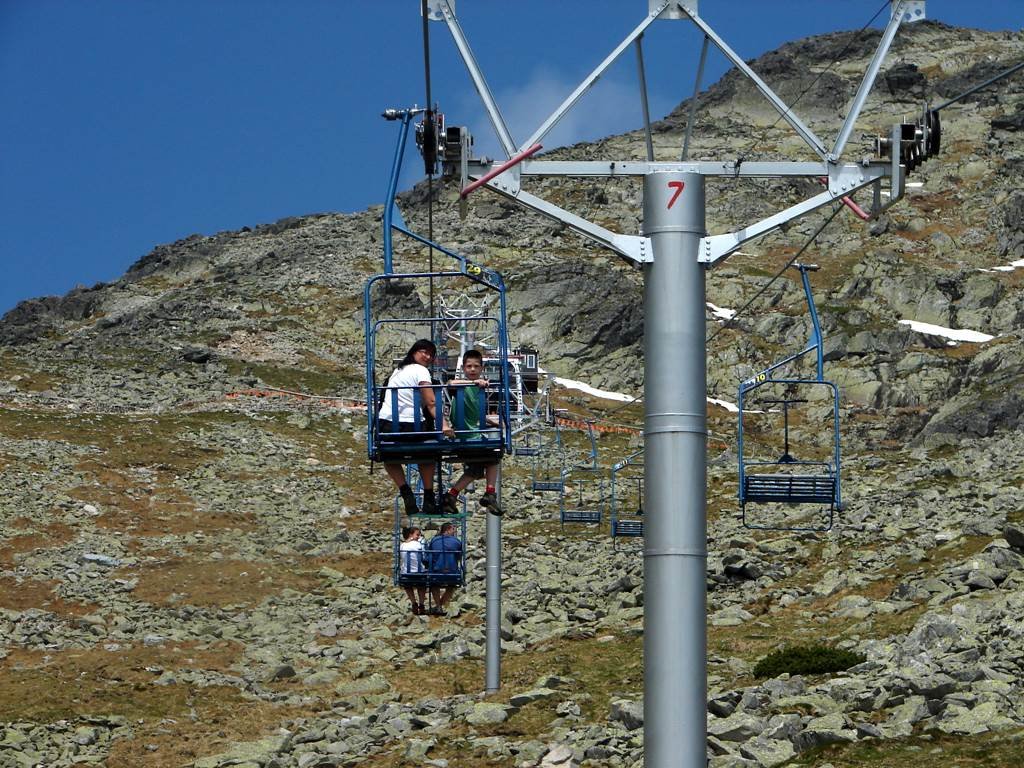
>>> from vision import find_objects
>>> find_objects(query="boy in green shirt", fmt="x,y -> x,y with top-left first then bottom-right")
442,349 -> 503,515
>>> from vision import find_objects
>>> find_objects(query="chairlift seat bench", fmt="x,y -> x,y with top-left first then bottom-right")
397,572 -> 464,587
375,439 -> 503,463
532,479 -> 565,492
561,509 -> 602,525
742,473 -> 836,505
613,519 -> 644,537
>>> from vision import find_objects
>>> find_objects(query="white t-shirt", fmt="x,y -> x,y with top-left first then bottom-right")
400,539 -> 424,574
378,363 -> 432,422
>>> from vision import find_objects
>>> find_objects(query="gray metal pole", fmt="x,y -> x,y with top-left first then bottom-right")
485,464 -> 502,692
634,36 -> 655,162
642,171 -> 707,768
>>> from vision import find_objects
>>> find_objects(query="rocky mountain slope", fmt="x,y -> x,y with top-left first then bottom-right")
1,19 -> 1023,768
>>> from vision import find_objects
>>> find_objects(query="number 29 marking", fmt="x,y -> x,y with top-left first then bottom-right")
667,180 -> 685,209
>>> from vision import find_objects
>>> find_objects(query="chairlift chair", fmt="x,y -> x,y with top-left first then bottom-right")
531,424 -> 567,493
512,429 -> 542,457
365,107 -> 513,469
737,264 -> 841,532
559,468 -> 606,528
610,449 -> 644,549
393,477 -> 469,591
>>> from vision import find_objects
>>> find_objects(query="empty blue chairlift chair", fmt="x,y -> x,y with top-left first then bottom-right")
531,425 -> 567,493
512,428 -> 542,458
610,449 -> 644,549
558,420 -> 604,528
737,264 -> 841,532
560,468 -> 606,528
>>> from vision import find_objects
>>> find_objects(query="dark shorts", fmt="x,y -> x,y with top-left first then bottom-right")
378,417 -> 435,442
464,461 -> 489,479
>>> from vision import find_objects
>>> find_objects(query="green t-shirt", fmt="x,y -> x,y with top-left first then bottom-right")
463,384 -> 483,438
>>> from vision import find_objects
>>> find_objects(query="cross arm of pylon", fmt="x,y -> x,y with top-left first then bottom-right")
699,162 -> 892,265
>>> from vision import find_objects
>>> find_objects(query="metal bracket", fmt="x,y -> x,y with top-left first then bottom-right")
484,184 -> 651,266
424,0 -> 450,21
650,0 -> 694,19
699,163 -> 891,265
895,0 -> 926,23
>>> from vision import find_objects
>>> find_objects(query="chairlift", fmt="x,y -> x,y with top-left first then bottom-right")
531,424 -> 566,493
393,466 -> 469,591
366,106 -> 513,467
559,467 -> 606,528
609,449 -> 644,549
737,264 -> 840,532
512,430 -> 543,457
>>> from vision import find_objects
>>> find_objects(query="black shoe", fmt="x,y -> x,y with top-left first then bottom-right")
421,492 -> 438,515
442,493 -> 459,515
480,492 -> 503,516
400,487 -> 419,516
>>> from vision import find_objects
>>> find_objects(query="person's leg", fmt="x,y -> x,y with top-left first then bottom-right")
385,463 -> 407,487
416,586 -> 427,613
443,471 -> 472,514
418,462 -> 438,513
450,471 -> 473,494
417,462 -> 436,491
480,462 -> 503,515
388,463 -> 418,516
403,586 -> 420,613
438,587 -> 456,610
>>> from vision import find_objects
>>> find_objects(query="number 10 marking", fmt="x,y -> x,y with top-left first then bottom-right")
667,180 -> 685,209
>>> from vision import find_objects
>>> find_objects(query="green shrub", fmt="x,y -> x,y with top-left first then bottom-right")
753,644 -> 866,679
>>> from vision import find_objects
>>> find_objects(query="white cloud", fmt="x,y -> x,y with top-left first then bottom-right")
459,67 -> 666,157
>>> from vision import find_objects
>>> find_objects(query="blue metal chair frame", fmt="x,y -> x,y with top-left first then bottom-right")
559,468 -> 605,528
365,110 -> 512,465
512,430 -> 542,457
610,449 -> 644,549
393,476 -> 469,589
531,425 -> 566,493
737,265 -> 841,532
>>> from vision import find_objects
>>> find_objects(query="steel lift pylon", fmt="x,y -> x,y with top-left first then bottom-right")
422,1 -> 935,764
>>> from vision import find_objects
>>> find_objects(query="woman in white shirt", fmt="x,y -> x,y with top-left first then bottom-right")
378,339 -> 452,515
399,526 -> 428,614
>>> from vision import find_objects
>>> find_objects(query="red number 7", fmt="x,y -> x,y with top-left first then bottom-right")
667,180 -> 685,209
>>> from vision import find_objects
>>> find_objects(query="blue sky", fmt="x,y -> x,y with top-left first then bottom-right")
2,1 -> 1020,314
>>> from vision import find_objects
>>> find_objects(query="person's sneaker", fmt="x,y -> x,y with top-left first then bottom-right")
421,492 -> 438,515
400,487 -> 419,516
480,492 -> 503,516
442,493 -> 459,515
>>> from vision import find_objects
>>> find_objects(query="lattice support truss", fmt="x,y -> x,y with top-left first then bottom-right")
428,0 -> 927,267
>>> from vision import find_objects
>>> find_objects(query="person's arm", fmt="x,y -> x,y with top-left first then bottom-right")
418,377 -> 453,436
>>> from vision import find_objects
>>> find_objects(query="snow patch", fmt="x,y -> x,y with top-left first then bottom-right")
982,258 -> 1024,273
550,376 -> 636,403
546,370 -> 740,413
707,302 -> 736,320
899,319 -> 994,345
708,397 -> 740,413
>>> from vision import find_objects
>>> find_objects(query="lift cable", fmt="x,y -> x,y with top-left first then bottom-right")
734,0 -> 889,167
933,60 -> 1024,112
421,0 -> 436,321
706,203 -> 843,345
